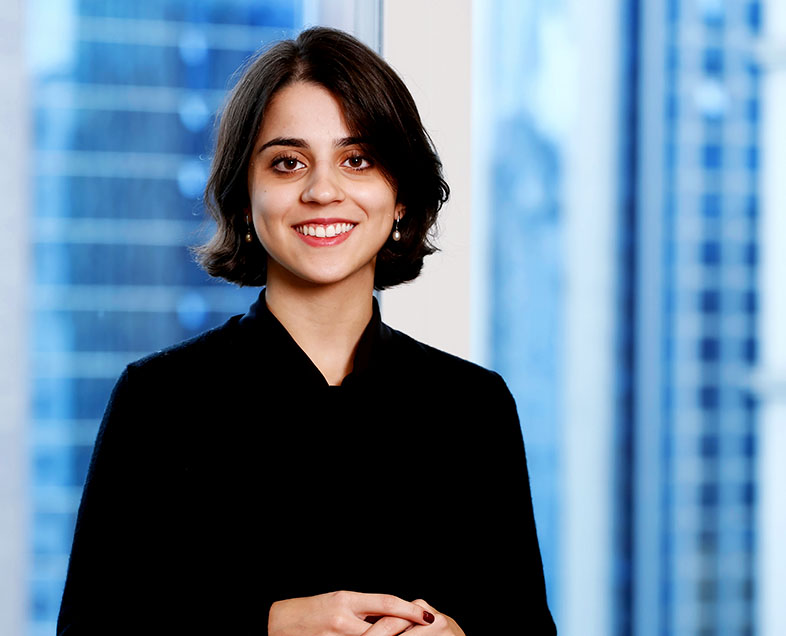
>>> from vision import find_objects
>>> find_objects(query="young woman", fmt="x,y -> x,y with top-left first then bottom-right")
58,27 -> 556,636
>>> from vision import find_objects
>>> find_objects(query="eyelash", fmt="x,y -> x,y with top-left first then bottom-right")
269,152 -> 374,173
343,152 -> 374,172
271,154 -> 304,172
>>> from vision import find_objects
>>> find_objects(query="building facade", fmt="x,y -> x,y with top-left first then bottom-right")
634,1 -> 762,634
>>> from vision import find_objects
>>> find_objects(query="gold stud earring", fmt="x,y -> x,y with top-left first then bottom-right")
245,214 -> 253,243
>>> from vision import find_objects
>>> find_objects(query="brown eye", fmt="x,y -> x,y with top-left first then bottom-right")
272,156 -> 305,172
343,155 -> 372,170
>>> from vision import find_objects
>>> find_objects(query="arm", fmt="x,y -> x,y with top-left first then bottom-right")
419,371 -> 556,635
57,365 -> 211,634
461,373 -> 556,635
57,368 -> 142,635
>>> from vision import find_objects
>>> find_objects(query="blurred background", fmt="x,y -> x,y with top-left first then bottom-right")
1,0 -> 785,635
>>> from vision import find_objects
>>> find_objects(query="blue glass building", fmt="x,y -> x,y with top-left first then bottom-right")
634,1 -> 761,634
27,3 -> 303,633
479,0 -> 764,633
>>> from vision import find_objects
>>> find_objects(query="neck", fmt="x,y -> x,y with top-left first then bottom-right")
264,264 -> 375,385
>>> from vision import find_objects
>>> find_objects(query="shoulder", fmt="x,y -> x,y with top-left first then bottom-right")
384,323 -> 511,395
99,314 -> 248,432
124,314 -> 244,380
382,325 -> 524,454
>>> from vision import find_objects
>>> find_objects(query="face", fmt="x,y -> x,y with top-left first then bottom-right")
247,81 -> 403,290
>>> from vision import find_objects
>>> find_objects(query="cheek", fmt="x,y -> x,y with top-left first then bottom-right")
352,182 -> 397,218
251,188 -> 290,226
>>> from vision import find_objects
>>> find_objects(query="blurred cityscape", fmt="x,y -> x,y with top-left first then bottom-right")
2,1 -> 783,635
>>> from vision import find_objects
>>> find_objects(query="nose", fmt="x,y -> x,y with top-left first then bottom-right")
301,161 -> 345,205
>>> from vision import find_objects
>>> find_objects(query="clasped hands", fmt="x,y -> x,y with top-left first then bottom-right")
268,590 -> 466,636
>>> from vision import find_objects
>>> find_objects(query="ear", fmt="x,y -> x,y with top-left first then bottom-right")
395,203 -> 406,220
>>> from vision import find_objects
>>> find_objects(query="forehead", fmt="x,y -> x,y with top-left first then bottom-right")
257,82 -> 349,142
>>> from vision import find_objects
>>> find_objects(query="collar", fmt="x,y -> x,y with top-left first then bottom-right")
237,289 -> 391,388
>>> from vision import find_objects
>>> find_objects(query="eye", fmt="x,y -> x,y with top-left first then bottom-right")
271,155 -> 306,173
342,154 -> 373,171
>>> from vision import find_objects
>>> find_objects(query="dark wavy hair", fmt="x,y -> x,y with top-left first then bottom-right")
195,26 -> 449,290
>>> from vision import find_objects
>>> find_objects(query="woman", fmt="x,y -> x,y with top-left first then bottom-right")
58,27 -> 556,635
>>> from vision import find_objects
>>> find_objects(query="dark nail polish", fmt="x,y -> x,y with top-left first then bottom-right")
423,611 -> 435,624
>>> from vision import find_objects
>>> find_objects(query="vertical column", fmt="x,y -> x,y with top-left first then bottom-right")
381,0 -> 473,360
758,2 -> 786,634
634,0 -> 668,634
560,0 -> 620,633
0,0 -> 29,635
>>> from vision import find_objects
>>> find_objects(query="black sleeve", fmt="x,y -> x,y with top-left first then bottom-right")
57,362 -> 276,635
447,372 -> 557,635
57,367 -> 146,635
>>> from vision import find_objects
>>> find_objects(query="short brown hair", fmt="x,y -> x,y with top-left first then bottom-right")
196,26 -> 449,290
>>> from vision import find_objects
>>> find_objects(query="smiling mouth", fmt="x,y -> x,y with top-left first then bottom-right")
294,222 -> 356,238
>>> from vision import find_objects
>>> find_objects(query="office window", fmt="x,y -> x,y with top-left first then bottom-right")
702,144 -> 723,169
703,48 -> 724,76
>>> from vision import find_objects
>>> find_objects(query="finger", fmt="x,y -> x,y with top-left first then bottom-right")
410,601 -> 464,636
361,615 -> 415,636
400,613 -> 450,635
345,592 -> 435,626
411,599 -> 438,614
319,610 -> 373,636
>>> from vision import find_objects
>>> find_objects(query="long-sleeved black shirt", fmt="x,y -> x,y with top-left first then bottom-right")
58,291 -> 556,635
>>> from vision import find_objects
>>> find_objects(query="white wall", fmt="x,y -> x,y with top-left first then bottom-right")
381,0 -> 474,360
0,0 -> 30,634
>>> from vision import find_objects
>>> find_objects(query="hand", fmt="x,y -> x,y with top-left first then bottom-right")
372,599 -> 466,636
268,590 -> 436,636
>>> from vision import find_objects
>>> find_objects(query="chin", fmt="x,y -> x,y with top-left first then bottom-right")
279,267 -> 366,288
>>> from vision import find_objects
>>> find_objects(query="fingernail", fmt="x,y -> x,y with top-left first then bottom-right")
423,611 -> 435,624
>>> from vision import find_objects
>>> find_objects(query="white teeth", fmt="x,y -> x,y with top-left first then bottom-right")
296,223 -> 355,237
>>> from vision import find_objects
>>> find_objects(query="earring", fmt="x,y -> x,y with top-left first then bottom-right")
245,214 -> 253,243
392,217 -> 401,242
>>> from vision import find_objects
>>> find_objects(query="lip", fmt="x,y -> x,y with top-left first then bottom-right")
296,217 -> 356,225
292,218 -> 357,247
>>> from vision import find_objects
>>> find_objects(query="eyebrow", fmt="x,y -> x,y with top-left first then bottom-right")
257,136 -> 368,153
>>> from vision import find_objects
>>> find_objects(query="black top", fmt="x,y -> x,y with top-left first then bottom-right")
58,291 -> 556,635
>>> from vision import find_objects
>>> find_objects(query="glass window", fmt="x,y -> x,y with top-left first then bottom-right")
746,2 -> 762,32
700,434 -> 719,457
702,144 -> 723,169
746,98 -> 759,123
745,146 -> 759,171
700,241 -> 721,265
702,48 -> 724,76
700,289 -> 721,313
701,193 -> 721,218
699,386 -> 720,409
699,337 -> 720,361
700,483 -> 719,507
